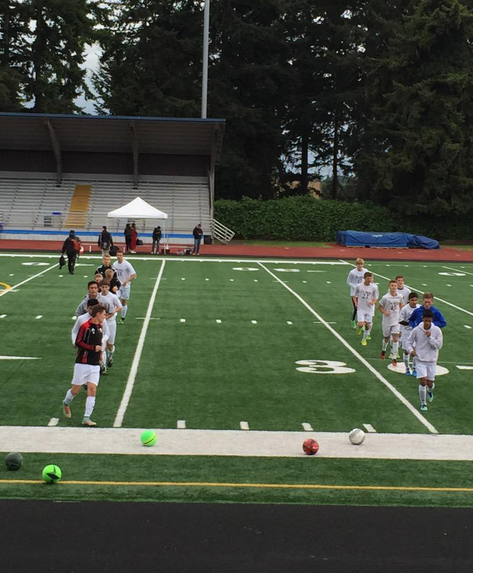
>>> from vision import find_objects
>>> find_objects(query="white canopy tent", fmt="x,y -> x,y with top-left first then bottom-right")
108,196 -> 169,250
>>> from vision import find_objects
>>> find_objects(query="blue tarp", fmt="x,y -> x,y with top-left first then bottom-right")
336,230 -> 439,249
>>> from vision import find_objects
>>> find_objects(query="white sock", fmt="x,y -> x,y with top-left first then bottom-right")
363,328 -> 371,340
121,305 -> 128,319
84,396 -> 96,418
106,346 -> 115,359
64,389 -> 75,405
382,340 -> 389,352
403,353 -> 410,369
391,341 -> 399,359
419,384 -> 427,404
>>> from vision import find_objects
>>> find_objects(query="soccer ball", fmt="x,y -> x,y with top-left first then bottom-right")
42,464 -> 62,484
302,438 -> 319,455
349,428 -> 366,445
5,452 -> 23,471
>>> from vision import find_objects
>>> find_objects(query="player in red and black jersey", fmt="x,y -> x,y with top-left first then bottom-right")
61,305 -> 106,427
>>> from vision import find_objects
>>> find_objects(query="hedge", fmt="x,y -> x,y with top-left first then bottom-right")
214,197 -> 472,242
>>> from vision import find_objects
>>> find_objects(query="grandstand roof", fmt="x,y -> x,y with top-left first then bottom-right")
0,112 -> 225,158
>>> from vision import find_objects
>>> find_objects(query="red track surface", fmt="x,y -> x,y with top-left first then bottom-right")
0,239 -> 472,262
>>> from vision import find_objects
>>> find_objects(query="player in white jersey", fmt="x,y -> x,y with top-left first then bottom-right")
98,280 -> 122,367
72,298 -> 111,374
378,279 -> 403,366
113,250 -> 137,324
408,309 -> 443,411
346,258 -> 368,328
395,275 -> 411,305
353,272 -> 379,346
398,292 -> 420,376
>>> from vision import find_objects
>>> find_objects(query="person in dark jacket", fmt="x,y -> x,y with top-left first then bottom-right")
124,224 -> 132,254
192,224 -> 203,255
98,226 -> 113,256
62,230 -> 81,275
152,226 -> 162,254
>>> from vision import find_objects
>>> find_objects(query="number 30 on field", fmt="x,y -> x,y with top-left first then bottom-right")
295,360 -> 356,374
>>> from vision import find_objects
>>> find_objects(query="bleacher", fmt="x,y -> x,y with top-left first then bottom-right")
0,175 -> 212,244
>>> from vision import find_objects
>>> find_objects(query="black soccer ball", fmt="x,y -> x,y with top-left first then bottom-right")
5,452 -> 23,471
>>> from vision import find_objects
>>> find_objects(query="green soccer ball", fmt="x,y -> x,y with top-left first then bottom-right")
42,464 -> 62,484
5,452 -> 23,471
140,430 -> 157,447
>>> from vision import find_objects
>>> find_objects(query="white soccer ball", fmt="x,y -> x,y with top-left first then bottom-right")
349,428 -> 366,445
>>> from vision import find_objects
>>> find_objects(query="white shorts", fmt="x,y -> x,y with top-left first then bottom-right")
107,319 -> 117,345
400,329 -> 413,353
357,311 -> 374,324
71,363 -> 100,386
382,323 -> 400,338
118,285 -> 131,301
414,360 -> 436,381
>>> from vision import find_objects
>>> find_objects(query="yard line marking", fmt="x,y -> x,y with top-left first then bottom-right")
181,278 -> 185,280
363,424 -> 376,433
251,320 -> 257,324
287,321 -> 293,325
302,423 -> 313,432
456,365 -> 473,370
216,319 -> 222,324
48,418 -> 59,427
0,263 -> 57,298
254,279 -> 258,282
446,284 -> 452,287
135,317 -> 161,321
0,355 -> 40,360
313,321 -> 337,325
177,420 -> 186,429
340,261 -> 473,317
259,263 -> 438,434
230,279 -> 234,281
71,316 -> 76,320
205,278 -> 209,281
113,259 -> 167,428
0,314 -> 6,318
35,315 -> 42,319
302,280 -> 308,283
240,421 -> 250,431
443,265 -> 473,276
464,325 -> 471,329
180,318 -> 186,323
9,274 -> 14,276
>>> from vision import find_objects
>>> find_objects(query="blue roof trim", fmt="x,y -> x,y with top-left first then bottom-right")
0,112 -> 226,124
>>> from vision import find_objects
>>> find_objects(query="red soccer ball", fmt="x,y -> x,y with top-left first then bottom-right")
302,438 -> 319,455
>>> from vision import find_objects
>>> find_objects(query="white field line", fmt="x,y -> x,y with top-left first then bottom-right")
0,426 -> 471,460
0,263 -> 57,297
340,260 -> 473,317
0,253 -> 349,265
363,424 -> 376,433
442,265 -> 473,276
258,262 -> 438,434
113,259 -> 167,428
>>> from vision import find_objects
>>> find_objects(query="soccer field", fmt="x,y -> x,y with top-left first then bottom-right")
0,253 -> 473,507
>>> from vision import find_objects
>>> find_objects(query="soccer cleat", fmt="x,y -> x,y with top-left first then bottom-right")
100,365 -> 107,376
380,351 -> 386,360
420,404 -> 428,412
83,417 -> 97,427
356,327 -> 362,336
412,370 -> 418,378
367,335 -> 371,341
351,320 -> 357,329
107,357 -> 113,368
427,391 -> 434,403
119,317 -> 125,324
392,359 -> 397,367
405,369 -> 412,376
62,401 -> 71,419
361,339 -> 367,346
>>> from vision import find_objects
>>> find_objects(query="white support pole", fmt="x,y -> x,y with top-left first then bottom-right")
201,0 -> 210,119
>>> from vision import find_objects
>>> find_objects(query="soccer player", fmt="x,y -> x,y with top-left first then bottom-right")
113,250 -> 137,324
395,275 -> 411,305
72,298 -> 110,374
95,254 -> 118,280
62,305 -> 106,426
378,279 -> 403,366
409,293 -> 446,328
399,292 -> 420,376
75,281 -> 100,317
346,258 -> 368,328
408,308 -> 443,412
353,271 -> 379,346
98,280 -> 122,368
104,268 -> 121,295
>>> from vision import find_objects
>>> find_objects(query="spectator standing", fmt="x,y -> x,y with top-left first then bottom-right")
124,223 -> 132,254
62,230 -> 81,275
98,226 -> 114,256
152,225 -> 162,254
130,222 -> 138,253
192,223 -> 203,255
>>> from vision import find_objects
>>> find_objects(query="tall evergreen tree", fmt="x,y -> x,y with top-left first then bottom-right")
355,0 -> 472,216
